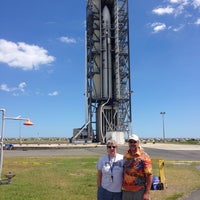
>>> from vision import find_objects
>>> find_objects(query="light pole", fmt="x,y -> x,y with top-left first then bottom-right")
0,109 -> 5,182
160,112 -> 166,142
0,108 -> 34,182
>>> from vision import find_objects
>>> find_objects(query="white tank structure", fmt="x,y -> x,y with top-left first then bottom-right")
72,0 -> 132,143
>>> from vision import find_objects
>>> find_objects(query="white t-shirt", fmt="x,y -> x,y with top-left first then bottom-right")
97,153 -> 124,192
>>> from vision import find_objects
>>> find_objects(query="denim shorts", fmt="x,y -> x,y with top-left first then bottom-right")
98,186 -> 122,200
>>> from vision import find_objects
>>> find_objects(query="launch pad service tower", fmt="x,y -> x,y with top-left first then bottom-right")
72,0 -> 132,144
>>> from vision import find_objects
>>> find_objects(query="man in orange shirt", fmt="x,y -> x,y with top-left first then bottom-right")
122,134 -> 152,200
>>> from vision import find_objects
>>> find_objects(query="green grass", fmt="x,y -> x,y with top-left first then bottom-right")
1,156 -> 200,200
1,156 -> 97,200
151,162 -> 200,200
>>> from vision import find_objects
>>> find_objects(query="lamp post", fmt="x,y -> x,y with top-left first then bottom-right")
0,109 -> 5,182
0,108 -> 34,182
160,112 -> 166,142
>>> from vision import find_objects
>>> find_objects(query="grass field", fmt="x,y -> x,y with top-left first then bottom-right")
0,155 -> 200,200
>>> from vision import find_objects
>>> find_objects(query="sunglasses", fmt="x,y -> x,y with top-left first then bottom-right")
128,140 -> 137,144
107,146 -> 116,149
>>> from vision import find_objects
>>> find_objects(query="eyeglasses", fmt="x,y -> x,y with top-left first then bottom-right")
128,140 -> 137,144
107,146 -> 116,149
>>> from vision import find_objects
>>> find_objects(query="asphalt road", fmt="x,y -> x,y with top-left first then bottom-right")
4,144 -> 200,161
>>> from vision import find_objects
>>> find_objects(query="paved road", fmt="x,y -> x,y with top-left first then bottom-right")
4,143 -> 200,161
4,143 -> 200,200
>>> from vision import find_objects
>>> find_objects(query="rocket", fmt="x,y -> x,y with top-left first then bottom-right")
102,5 -> 112,99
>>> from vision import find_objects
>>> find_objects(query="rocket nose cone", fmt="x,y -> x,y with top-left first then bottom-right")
102,5 -> 111,24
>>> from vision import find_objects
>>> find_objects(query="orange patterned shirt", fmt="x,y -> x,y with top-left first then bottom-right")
122,148 -> 152,192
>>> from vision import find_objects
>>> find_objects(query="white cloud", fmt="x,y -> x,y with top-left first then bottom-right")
151,23 -> 167,33
152,6 -> 174,15
192,0 -> 200,8
0,82 -> 60,97
173,24 -> 184,31
59,36 -> 77,44
48,91 -> 59,96
194,18 -> 200,25
169,0 -> 180,3
150,0 -> 200,33
0,84 -> 10,92
152,0 -> 191,17
18,82 -> 27,92
0,82 -> 27,95
0,39 -> 55,70
169,0 -> 189,4
174,1 -> 190,16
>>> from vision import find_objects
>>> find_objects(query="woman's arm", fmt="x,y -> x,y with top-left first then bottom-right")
97,170 -> 102,187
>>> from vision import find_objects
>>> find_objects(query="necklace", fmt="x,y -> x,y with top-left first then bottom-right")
108,155 -> 116,182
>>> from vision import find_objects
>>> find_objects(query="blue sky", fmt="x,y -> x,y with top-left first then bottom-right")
0,0 -> 200,139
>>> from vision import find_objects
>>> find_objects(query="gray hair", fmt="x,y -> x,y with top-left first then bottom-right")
106,139 -> 118,147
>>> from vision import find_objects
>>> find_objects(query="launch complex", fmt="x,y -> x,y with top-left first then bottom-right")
72,0 -> 132,144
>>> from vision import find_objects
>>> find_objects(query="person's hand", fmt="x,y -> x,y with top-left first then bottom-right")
143,192 -> 150,200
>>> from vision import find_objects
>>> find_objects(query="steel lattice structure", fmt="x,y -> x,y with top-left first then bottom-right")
72,0 -> 132,143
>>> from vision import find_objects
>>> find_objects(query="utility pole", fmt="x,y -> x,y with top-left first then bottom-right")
160,112 -> 166,142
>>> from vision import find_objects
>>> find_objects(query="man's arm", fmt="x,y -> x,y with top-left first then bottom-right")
143,173 -> 153,200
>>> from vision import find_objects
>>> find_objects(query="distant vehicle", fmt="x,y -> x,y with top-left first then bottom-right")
5,143 -> 14,150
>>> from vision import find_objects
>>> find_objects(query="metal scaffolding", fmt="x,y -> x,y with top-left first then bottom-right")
72,0 -> 132,143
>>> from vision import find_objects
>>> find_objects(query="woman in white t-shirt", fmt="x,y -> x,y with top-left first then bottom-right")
97,139 -> 124,200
